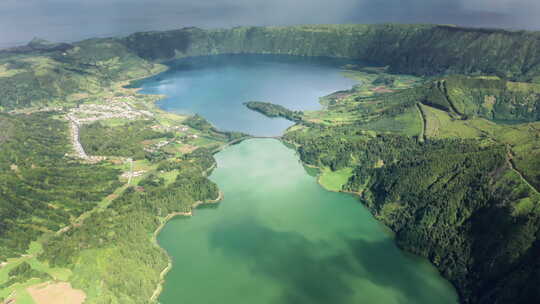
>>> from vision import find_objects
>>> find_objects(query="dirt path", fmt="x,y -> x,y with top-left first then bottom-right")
438,80 -> 463,117
463,120 -> 539,194
416,103 -> 427,142
67,115 -> 88,159
505,145 -> 540,194
127,158 -> 134,185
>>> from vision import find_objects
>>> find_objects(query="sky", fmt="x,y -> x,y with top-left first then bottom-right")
1,0 -> 539,48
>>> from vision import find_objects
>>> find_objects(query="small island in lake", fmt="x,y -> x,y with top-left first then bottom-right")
244,101 -> 303,122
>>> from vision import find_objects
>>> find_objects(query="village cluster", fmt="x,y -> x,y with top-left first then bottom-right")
61,97 -> 202,182
65,98 -> 155,161
144,131 -> 199,154
66,100 -> 153,125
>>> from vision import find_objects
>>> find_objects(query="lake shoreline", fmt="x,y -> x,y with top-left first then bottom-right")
141,55 -> 457,303
150,190 -> 224,302
154,138 -> 458,303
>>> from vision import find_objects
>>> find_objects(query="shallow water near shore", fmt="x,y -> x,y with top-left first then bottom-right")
141,54 -> 459,303
136,54 -> 358,136
157,139 -> 458,304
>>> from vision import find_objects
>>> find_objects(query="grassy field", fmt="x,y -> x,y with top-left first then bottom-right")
318,167 -> 354,192
304,67 -> 423,127
358,106 -> 423,136
421,104 -> 482,139
0,241 -> 73,303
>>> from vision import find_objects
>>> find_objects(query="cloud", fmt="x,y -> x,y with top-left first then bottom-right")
462,0 -> 538,11
0,0 -> 539,47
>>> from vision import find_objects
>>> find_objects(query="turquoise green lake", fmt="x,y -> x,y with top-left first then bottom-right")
157,139 -> 458,304
142,55 -> 458,304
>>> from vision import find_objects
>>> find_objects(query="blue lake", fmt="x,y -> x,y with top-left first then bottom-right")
136,54 -> 358,136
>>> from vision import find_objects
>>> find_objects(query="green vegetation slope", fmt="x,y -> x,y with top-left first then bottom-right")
281,72 -> 540,304
0,112 -> 121,260
122,24 -> 540,81
0,38 -> 160,110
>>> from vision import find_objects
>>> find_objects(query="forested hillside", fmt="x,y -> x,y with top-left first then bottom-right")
80,121 -> 173,160
0,109 -> 231,303
0,38 -> 160,110
281,71 -> 540,303
0,112 -> 121,260
121,24 -> 540,81
39,150 -> 220,303
404,75 -> 540,122
285,123 -> 540,303
0,36 -> 231,302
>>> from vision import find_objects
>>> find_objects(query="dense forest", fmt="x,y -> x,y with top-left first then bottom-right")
0,262 -> 51,290
80,121 -> 173,159
0,112 -> 121,260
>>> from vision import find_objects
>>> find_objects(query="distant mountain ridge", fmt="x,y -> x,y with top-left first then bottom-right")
0,37 -> 73,54
120,24 -> 540,82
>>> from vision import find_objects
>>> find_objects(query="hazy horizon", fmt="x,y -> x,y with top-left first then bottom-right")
1,0 -> 539,48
